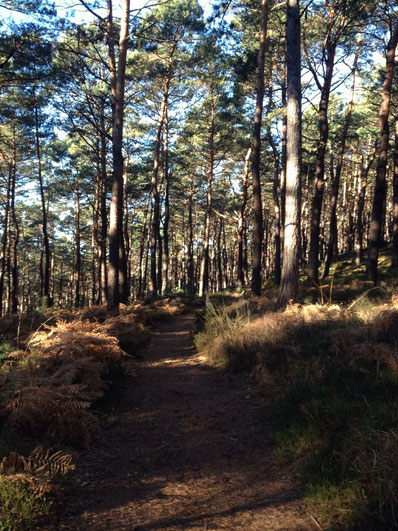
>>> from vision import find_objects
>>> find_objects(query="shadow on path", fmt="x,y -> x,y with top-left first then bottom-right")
57,312 -> 313,530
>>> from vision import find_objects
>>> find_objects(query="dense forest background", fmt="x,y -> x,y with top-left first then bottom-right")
3,2 -> 398,529
1,0 -> 397,312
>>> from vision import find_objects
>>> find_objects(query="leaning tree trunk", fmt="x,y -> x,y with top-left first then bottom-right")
367,20 -> 398,283
107,0 -> 130,309
323,39 -> 360,279
307,42 -> 336,283
277,0 -> 302,308
251,0 -> 269,296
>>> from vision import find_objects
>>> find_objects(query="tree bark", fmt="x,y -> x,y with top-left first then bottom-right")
277,0 -> 302,308
198,100 -> 215,297
162,113 -> 170,295
10,130 -> 19,313
93,152 -> 101,304
74,180 -> 81,307
238,147 -> 252,287
367,20 -> 398,283
323,39 -> 360,278
392,116 -> 398,269
280,61 -> 287,249
138,194 -> 151,299
150,40 -> 177,298
187,183 -> 194,295
34,96 -> 52,306
99,108 -> 108,305
268,134 -> 281,285
107,0 -> 130,309
307,42 -> 336,283
0,159 -> 11,316
251,0 -> 269,296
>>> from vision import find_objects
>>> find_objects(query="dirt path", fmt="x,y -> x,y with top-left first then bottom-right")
57,312 -> 313,530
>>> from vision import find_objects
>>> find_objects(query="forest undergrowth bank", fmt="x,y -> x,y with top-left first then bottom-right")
196,282 -> 398,530
0,297 -> 188,530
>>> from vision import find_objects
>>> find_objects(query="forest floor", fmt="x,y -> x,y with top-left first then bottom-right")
53,311 -> 314,531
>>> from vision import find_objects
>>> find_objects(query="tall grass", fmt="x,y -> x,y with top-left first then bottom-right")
0,476 -> 51,530
196,298 -> 398,528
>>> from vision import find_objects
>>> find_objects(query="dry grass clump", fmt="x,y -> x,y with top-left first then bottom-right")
198,303 -> 348,371
196,296 -> 398,528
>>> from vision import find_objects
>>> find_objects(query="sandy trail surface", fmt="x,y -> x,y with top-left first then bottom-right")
56,312 -> 313,530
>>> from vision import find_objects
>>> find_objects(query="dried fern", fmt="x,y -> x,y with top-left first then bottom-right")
0,446 -> 74,478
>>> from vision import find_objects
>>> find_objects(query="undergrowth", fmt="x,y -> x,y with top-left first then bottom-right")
0,476 -> 50,530
196,292 -> 398,529
0,297 -> 188,529
0,446 -> 74,529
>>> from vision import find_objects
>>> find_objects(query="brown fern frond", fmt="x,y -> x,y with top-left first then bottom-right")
0,446 -> 74,478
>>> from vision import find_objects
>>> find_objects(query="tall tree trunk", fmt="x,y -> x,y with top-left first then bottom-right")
162,113 -> 170,295
187,184 -> 194,295
93,153 -> 101,304
10,131 -> 19,313
323,40 -> 360,278
107,0 -> 130,309
6,226 -> 11,314
251,0 -> 269,296
150,40 -> 177,298
392,116 -> 398,269
307,42 -> 336,283
237,147 -> 252,287
198,100 -> 215,297
277,0 -> 302,308
34,96 -> 52,306
280,61 -> 287,250
367,20 -> 398,283
74,180 -> 81,307
217,218 -> 223,290
268,134 -> 281,285
0,159 -> 11,316
99,110 -> 108,305
222,222 -> 228,288
138,194 -> 151,298
122,171 -> 130,301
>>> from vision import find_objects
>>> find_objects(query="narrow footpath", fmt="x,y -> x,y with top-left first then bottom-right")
57,312 -> 313,530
